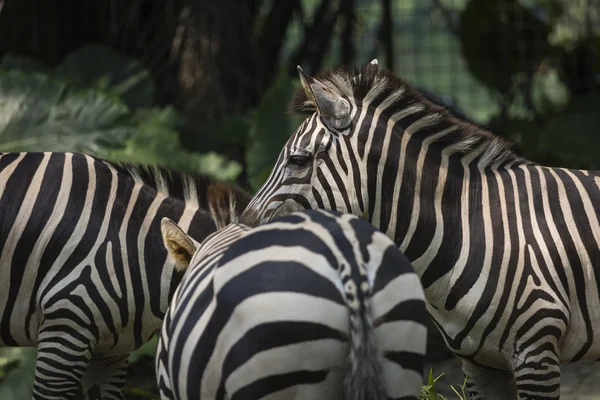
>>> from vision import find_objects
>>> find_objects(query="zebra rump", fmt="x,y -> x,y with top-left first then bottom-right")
158,209 -> 427,400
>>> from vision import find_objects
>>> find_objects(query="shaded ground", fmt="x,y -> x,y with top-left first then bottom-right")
125,352 -> 600,400
424,357 -> 600,399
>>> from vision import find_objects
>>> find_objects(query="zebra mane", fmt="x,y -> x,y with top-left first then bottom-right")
111,162 -> 251,224
289,64 -> 525,168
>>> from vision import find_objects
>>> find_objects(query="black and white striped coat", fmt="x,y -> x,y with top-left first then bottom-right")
0,152 -> 249,400
240,61 -> 600,399
157,209 -> 427,400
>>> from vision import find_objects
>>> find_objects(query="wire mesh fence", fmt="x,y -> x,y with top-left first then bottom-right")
280,0 -> 600,127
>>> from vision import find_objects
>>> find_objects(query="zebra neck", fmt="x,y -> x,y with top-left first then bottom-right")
373,139 -> 515,309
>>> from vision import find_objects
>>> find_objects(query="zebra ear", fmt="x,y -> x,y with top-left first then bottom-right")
161,218 -> 197,271
297,66 -> 351,130
365,59 -> 378,74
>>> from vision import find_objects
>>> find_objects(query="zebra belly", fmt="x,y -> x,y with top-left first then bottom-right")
428,309 -> 508,370
560,309 -> 600,362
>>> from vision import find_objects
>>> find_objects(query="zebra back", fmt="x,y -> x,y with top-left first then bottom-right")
0,152 -> 251,400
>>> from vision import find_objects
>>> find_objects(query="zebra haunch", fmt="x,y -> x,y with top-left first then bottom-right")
0,152 -> 249,400
240,60 -> 600,399
157,209 -> 427,400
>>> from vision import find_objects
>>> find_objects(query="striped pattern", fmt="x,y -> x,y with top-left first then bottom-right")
157,209 -> 427,400
240,61 -> 600,399
0,152 -> 249,400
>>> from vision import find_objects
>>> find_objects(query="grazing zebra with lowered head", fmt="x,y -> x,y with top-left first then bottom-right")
0,152 -> 250,400
157,208 -> 428,400
240,60 -> 600,399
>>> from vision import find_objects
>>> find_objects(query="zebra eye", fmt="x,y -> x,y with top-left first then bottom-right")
287,154 -> 311,168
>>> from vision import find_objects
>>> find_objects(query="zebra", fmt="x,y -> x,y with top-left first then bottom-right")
239,60 -> 600,399
157,208 -> 428,400
0,152 -> 250,400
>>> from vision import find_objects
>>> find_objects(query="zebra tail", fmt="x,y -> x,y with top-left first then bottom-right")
343,276 -> 388,400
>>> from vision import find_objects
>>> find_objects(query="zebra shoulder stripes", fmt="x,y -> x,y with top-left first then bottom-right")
0,152 -> 250,400
157,208 -> 427,400
240,60 -> 600,399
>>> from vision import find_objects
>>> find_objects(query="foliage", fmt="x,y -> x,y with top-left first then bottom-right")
54,45 -> 155,111
0,69 -> 134,156
459,0 -> 552,95
421,369 -> 468,400
197,73 -> 304,189
105,107 -> 242,182
0,46 -> 242,182
456,0 -> 600,170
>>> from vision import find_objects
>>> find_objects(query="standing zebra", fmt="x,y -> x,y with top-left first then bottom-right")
157,208 -> 428,400
0,152 -> 249,400
240,60 -> 600,399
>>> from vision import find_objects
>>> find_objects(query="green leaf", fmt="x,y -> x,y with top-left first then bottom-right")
450,376 -> 469,400
0,45 -> 241,182
55,45 -> 155,110
246,75 -> 302,191
107,107 -> 242,182
0,70 -> 136,154
420,369 -> 448,400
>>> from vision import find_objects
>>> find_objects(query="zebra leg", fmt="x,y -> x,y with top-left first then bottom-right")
32,329 -> 92,400
82,354 -> 129,400
460,359 -> 516,400
511,351 -> 561,400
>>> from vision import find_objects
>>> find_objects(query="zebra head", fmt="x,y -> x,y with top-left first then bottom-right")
241,60 -> 384,225
242,59 -> 518,235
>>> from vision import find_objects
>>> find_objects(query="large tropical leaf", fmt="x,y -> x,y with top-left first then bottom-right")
54,45 -> 155,110
106,107 -> 242,182
2,45 -> 155,111
0,49 -> 241,181
0,70 -> 136,155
